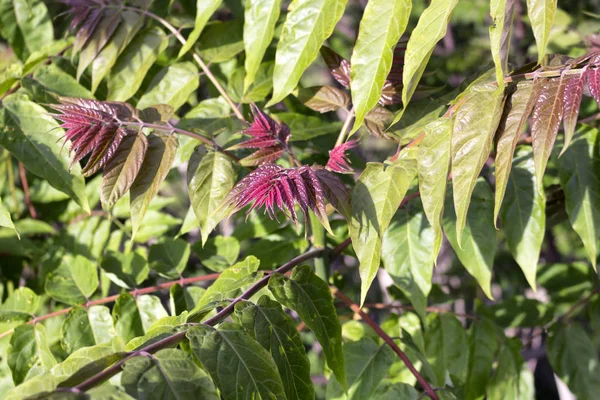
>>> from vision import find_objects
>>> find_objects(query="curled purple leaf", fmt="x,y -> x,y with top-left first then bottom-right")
326,140 -> 358,174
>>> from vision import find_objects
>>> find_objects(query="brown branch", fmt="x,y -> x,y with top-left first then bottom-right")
0,273 -> 221,340
18,162 -> 37,219
331,288 -> 439,400
72,248 -> 325,392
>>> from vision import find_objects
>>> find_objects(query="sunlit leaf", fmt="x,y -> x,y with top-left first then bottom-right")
350,149 -> 418,306
464,318 -> 500,400
137,62 -> 199,111
424,313 -> 467,387
350,0 -> 411,130
178,0 -> 222,57
526,0 -> 557,64
268,0 -> 348,105
489,0 -> 515,89
7,324 -> 56,385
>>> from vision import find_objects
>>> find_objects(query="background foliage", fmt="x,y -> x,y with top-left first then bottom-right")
1,0 -> 600,399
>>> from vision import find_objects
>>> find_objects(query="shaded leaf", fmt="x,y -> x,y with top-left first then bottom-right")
130,133 -> 178,238
350,0 -> 411,130
464,319 -> 500,400
382,202 -> 434,319
148,238 -> 190,279
192,235 -> 240,272
556,125 -> 600,269
268,265 -> 346,389
196,20 -> 244,63
424,313 -> 467,387
8,324 -> 56,385
350,149 -> 418,305
443,179 -> 496,299
234,297 -> 314,400
122,348 -> 218,400
187,323 -> 285,400
494,80 -> 538,222
0,0 -> 53,61
101,131 -> 148,209
45,254 -> 98,305
314,167 -> 352,220
547,323 -> 600,399
295,86 -> 350,113
487,338 -> 525,400
268,0 -> 348,105
326,338 -> 395,400
500,147 -> 545,289
417,117 -> 452,260
101,250 -> 149,289
320,46 -> 351,88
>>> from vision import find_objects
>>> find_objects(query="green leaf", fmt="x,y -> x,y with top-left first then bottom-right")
32,64 -> 93,98
382,202 -> 434,320
350,149 -> 418,306
547,323 -> 600,399
148,238 -> 190,279
61,306 -> 115,354
187,323 -> 285,400
108,27 -> 167,101
268,0 -> 348,106
45,254 -> 99,305
451,75 -> 505,243
113,293 -> 144,343
0,196 -> 16,233
494,80 -> 538,222
489,0 -> 515,89
128,210 -> 182,244
8,324 -> 56,385
130,133 -> 178,239
228,62 -> 275,104
500,147 -> 545,290
294,85 -> 351,113
268,265 -> 346,389
246,234 -> 309,269
0,94 -> 89,212
178,0 -> 222,57
187,148 -> 235,245
326,338 -> 395,400
192,235 -> 240,272
443,179 -> 496,299
556,126 -> 600,270
101,131 -> 148,209
234,296 -> 314,400
526,0 -> 557,64
101,249 -> 149,289
91,11 -> 144,93
196,20 -> 244,63
531,75 -> 565,189
194,256 -> 260,310
424,313 -> 467,387
417,117 -> 452,260
350,0 -> 411,131
243,0 -> 281,91
371,382 -> 419,400
464,319 -> 500,400
0,0 -> 53,61
277,112 -> 343,141
137,62 -> 199,111
0,287 -> 39,322
4,373 -> 58,400
399,0 -> 458,115
122,348 -> 218,399
487,338 -> 525,400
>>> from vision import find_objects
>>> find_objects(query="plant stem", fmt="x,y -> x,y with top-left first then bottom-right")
18,162 -> 37,219
72,248 -> 325,392
125,121 -> 240,162
502,66 -> 588,84
331,288 -> 439,400
335,107 -> 355,147
128,7 -> 246,122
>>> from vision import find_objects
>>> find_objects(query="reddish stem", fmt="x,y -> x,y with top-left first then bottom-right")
18,162 -> 37,219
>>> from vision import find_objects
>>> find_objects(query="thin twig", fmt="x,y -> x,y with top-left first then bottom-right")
127,7 -> 245,122
331,288 -> 439,400
18,162 -> 37,219
335,107 -> 355,147
72,248 -> 325,392
0,273 -> 221,340
360,303 -> 478,320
